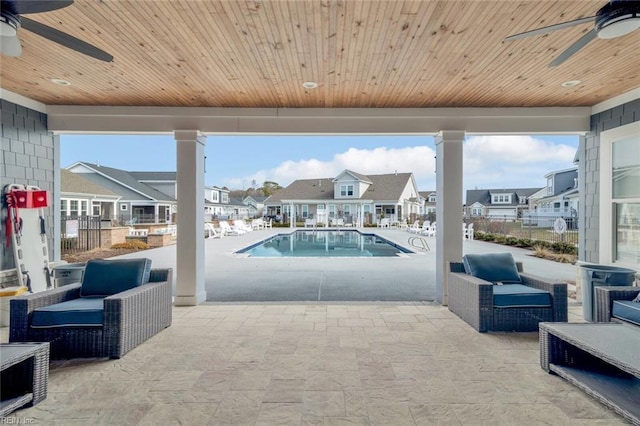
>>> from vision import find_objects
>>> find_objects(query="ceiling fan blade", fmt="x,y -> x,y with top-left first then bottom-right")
12,0 -> 73,15
0,34 -> 22,56
20,16 -> 113,62
549,28 -> 598,67
504,16 -> 596,41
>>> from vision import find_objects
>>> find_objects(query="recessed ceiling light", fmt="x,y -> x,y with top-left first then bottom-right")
302,81 -> 318,89
561,80 -> 581,88
51,78 -> 71,86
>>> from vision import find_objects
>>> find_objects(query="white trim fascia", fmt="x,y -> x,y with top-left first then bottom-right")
591,87 -> 640,115
0,89 -> 47,113
543,166 -> 578,178
46,105 -> 591,135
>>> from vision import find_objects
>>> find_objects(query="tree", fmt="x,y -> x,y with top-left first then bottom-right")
261,181 -> 282,196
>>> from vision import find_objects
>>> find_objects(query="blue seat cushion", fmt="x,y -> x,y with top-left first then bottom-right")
492,284 -> 552,308
80,258 -> 152,297
612,301 -> 640,326
463,253 -> 522,284
31,297 -> 104,328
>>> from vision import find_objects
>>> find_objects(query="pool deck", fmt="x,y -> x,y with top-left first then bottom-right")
114,227 -> 579,303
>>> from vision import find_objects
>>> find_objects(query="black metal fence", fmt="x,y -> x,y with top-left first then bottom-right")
469,215 -> 578,247
60,216 -> 102,255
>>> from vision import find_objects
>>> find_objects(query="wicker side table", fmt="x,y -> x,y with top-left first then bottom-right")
0,342 -> 50,417
539,323 -> 640,425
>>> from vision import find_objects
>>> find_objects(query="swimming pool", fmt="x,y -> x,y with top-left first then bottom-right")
236,230 -> 413,257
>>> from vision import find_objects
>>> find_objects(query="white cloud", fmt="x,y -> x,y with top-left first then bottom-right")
224,145 -> 437,189
463,135 -> 577,190
224,135 -> 578,192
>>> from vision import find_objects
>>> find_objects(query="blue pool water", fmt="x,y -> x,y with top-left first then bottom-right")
236,230 -> 413,257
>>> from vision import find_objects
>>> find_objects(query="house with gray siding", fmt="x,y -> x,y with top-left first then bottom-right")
265,170 -> 421,226
65,162 -> 177,225
464,187 -> 542,220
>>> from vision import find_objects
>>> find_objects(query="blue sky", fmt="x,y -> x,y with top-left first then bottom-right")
61,134 -> 579,192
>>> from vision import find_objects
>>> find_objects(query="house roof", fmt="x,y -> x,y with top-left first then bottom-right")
61,169 -> 118,197
465,188 -> 542,206
68,162 -> 177,202
130,171 -> 177,181
267,172 -> 414,203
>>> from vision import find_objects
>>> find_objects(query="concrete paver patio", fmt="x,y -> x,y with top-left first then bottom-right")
3,227 -> 622,424
1,302 -> 626,425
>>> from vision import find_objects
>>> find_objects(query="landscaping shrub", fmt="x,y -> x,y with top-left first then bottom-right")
111,240 -> 148,250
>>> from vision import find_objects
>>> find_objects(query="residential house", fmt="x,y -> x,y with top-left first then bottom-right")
465,187 -> 542,221
243,195 -> 268,217
204,186 -> 230,218
526,167 -> 579,228
66,162 -> 177,225
60,169 -> 121,221
264,170 -> 421,226
419,191 -> 436,219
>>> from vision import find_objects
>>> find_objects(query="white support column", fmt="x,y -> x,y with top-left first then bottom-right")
290,202 -> 295,228
174,130 -> 207,306
435,130 -> 465,305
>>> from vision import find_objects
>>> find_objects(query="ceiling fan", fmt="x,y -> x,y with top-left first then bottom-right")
0,0 -> 113,61
504,0 -> 640,67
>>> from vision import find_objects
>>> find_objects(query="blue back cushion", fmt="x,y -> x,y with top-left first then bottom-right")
80,258 -> 152,297
462,253 -> 521,284
492,284 -> 551,308
612,301 -> 640,326
31,297 -> 104,328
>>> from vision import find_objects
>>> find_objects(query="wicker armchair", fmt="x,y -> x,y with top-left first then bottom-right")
448,261 -> 567,332
9,268 -> 172,359
595,286 -> 640,324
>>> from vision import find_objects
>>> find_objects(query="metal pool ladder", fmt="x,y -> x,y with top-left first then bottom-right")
408,237 -> 430,252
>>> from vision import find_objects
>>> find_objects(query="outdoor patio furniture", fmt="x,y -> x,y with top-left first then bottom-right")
595,286 -> 640,325
539,322 -> 640,424
9,258 -> 173,359
447,253 -> 568,332
0,342 -> 50,416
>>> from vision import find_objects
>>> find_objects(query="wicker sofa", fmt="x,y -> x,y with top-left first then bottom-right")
595,286 -> 640,325
9,259 -> 172,359
448,253 -> 568,332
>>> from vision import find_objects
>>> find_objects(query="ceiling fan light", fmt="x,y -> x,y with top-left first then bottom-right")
598,15 -> 640,39
0,34 -> 22,56
0,14 -> 19,36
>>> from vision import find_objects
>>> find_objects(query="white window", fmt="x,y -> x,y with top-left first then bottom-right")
221,193 -> 229,203
211,191 -> 219,202
120,204 -> 128,211
363,204 -> 371,213
547,177 -> 554,195
429,195 -> 436,203
600,121 -> 640,266
61,199 -> 68,217
472,207 -> 482,216
340,185 -> 354,197
612,135 -> 640,264
302,205 -> 309,218
343,205 -> 351,215
328,204 -> 336,218
317,204 -> 325,211
81,200 -> 88,215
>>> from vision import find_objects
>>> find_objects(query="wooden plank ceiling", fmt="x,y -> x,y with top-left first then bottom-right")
1,0 -> 638,108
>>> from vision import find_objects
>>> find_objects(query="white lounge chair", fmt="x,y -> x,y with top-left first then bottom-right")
219,220 -> 245,236
421,222 -> 436,237
304,218 -> 317,228
377,218 -> 390,228
205,223 -> 223,239
251,218 -> 265,230
407,221 -> 420,233
465,223 -> 474,240
233,220 -> 253,233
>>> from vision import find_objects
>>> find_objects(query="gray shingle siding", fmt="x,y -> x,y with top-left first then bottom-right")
580,99 -> 640,263
1,100 -> 58,270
